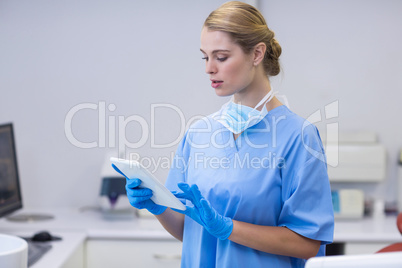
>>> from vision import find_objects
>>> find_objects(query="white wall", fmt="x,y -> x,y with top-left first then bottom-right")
261,0 -> 402,203
0,0 -> 401,208
0,0 -> 229,208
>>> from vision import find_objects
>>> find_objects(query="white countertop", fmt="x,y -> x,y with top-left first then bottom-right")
0,207 -> 177,268
1,208 -> 401,242
0,207 -> 175,240
0,228 -> 86,268
32,231 -> 85,268
0,207 -> 401,267
334,215 -> 401,243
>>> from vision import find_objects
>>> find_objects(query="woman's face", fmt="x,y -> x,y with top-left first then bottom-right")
200,27 -> 256,97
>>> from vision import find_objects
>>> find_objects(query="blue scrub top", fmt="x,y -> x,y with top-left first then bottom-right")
165,105 -> 334,268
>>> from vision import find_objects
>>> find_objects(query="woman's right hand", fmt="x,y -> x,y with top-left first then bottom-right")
125,178 -> 166,215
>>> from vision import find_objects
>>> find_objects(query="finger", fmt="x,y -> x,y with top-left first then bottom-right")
139,199 -> 157,207
171,191 -> 187,205
200,198 -> 214,221
177,182 -> 191,192
172,192 -> 191,200
177,183 -> 197,204
190,184 -> 203,208
135,199 -> 156,209
190,184 -> 203,199
171,190 -> 182,197
181,207 -> 204,226
126,178 -> 142,188
131,195 -> 153,204
126,187 -> 152,198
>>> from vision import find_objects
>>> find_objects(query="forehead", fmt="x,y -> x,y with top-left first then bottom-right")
200,27 -> 238,53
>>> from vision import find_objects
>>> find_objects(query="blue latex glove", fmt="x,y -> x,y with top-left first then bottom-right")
125,178 -> 167,215
173,182 -> 233,240
112,164 -> 166,215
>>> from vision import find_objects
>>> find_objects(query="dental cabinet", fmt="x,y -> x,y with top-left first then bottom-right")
86,240 -> 181,268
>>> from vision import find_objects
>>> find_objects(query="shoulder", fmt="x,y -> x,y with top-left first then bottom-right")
270,105 -> 320,140
272,106 -> 325,159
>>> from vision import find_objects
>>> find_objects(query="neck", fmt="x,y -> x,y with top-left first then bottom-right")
233,75 -> 272,108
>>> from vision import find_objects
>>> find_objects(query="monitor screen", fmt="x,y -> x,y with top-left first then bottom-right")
0,123 -> 23,218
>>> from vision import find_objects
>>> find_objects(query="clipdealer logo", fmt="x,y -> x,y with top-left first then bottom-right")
64,100 -> 339,168
64,101 -> 195,153
63,101 -> 284,153
302,100 -> 339,167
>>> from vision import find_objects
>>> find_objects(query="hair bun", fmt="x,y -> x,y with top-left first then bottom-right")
204,1 -> 282,77
269,38 -> 282,60
264,37 -> 281,76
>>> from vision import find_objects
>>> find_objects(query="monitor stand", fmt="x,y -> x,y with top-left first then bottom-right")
6,213 -> 54,222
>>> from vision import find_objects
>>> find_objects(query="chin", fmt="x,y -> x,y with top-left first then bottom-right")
214,88 -> 234,97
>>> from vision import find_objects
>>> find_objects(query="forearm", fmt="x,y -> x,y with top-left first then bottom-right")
155,208 -> 185,241
228,220 -> 320,259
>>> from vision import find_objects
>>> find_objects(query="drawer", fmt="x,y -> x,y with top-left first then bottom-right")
85,239 -> 182,268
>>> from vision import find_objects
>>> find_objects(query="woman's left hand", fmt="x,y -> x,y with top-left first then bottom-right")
172,182 -> 233,240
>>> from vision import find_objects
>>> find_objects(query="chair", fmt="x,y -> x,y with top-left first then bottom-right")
376,212 -> 402,253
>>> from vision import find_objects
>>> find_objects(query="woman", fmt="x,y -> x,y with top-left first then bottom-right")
125,1 -> 334,267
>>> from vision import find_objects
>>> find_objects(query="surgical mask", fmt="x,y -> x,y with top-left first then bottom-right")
214,90 -> 277,134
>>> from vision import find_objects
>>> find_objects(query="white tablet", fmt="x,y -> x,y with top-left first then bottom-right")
110,157 -> 186,211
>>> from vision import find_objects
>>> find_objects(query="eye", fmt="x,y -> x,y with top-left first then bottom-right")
201,56 -> 209,61
217,57 -> 228,62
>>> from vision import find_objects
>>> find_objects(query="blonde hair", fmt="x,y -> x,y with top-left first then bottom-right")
204,1 -> 281,76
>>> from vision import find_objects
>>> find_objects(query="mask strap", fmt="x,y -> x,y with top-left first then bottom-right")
229,88 -> 277,112
254,90 -> 273,109
250,89 -> 278,113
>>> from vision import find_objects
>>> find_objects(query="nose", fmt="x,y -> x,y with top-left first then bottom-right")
205,60 -> 217,74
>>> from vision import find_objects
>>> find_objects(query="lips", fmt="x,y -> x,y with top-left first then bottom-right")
211,79 -> 223,89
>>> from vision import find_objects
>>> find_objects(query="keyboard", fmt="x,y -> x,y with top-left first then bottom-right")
25,240 -> 52,267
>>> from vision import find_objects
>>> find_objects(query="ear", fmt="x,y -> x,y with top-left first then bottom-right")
253,42 -> 266,66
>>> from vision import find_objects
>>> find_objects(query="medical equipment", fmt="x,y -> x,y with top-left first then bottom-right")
100,177 -> 126,207
332,189 -> 364,219
325,132 -> 386,182
110,158 -> 186,211
99,154 -> 135,219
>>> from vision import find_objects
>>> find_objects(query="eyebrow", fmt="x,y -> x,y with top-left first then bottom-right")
200,49 -> 230,54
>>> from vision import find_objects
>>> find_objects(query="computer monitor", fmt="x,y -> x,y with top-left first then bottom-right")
0,123 -> 53,221
0,123 -> 23,218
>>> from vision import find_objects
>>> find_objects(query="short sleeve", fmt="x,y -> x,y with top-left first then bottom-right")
278,125 -> 334,245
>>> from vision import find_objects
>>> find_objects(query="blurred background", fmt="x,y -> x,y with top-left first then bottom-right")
0,0 -> 401,210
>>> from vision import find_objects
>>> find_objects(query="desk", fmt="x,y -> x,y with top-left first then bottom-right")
0,208 -> 400,267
